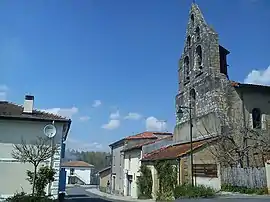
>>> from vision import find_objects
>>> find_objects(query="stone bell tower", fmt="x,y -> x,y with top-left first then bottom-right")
174,3 -> 230,143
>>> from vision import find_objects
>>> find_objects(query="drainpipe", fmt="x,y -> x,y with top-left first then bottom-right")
177,158 -> 181,185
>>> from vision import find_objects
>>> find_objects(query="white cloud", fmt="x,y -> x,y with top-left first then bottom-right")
0,92 -> 7,101
124,112 -> 142,120
102,119 -> 120,130
42,107 -> 78,118
66,138 -> 104,151
145,116 -> 167,131
110,110 -> 120,119
0,85 -> 8,91
0,84 -> 8,101
92,100 -> 101,107
244,66 -> 270,86
79,116 -> 90,122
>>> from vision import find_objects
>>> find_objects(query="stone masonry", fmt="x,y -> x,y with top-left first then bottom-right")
174,3 -> 230,143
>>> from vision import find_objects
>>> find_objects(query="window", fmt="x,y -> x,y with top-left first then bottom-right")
190,89 -> 196,100
195,26 -> 200,40
252,108 -> 261,129
193,164 -> 217,178
128,155 -> 131,169
195,45 -> 202,69
187,36 -> 191,47
113,156 -> 115,166
70,168 -> 74,175
184,56 -> 190,80
191,14 -> 194,26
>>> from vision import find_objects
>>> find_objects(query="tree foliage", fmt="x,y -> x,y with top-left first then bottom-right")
12,137 -> 58,195
27,166 -> 56,196
154,160 -> 177,201
65,149 -> 110,171
137,164 -> 153,199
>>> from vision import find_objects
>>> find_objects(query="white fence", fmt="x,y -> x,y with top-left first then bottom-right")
221,167 -> 267,188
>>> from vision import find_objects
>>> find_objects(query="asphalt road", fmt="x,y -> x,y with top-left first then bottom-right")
65,186 -> 113,202
65,186 -> 270,202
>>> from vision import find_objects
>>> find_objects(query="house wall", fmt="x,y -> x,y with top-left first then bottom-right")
99,169 -> 111,189
0,119 -> 65,199
64,167 -> 92,185
111,143 -> 125,195
180,145 -> 221,190
123,149 -> 141,198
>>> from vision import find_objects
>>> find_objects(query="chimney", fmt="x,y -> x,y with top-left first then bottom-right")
23,95 -> 34,114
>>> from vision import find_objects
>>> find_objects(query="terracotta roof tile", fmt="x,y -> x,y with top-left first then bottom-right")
125,131 -> 172,140
142,139 -> 211,161
0,101 -> 69,121
62,161 -> 94,168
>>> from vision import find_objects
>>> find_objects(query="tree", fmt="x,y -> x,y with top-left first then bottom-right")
197,78 -> 270,167
12,137 -> 58,195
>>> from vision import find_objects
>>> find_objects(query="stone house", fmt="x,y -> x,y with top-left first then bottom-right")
141,137 -> 220,199
109,131 -> 172,196
98,166 -> 111,190
174,2 -> 270,170
0,95 -> 71,199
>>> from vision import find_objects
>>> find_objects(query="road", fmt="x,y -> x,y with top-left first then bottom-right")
65,186 -> 114,202
176,199 -> 270,202
65,186 -> 270,202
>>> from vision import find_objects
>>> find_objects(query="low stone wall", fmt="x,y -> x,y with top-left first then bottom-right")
265,161 -> 270,194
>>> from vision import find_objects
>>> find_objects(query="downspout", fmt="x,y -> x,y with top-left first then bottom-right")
177,158 -> 181,185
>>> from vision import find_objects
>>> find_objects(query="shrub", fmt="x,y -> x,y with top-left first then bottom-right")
154,160 -> 177,201
6,192 -> 56,202
137,165 -> 153,199
174,184 -> 216,199
221,184 -> 268,195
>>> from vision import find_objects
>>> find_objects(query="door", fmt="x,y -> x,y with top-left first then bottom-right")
112,176 -> 116,193
127,175 -> 132,196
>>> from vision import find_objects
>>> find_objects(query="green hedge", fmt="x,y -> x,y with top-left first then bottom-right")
6,192 -> 56,202
174,184 -> 216,199
221,184 -> 268,195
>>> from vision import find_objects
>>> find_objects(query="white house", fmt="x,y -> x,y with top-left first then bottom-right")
62,161 -> 94,185
0,95 -> 71,200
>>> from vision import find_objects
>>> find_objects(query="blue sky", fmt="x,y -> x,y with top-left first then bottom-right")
1,0 -> 270,151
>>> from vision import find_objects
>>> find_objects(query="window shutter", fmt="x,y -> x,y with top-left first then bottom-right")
261,114 -> 266,130
249,113 -> 253,128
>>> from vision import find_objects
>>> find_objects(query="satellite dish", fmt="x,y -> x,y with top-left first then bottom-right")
44,124 -> 57,138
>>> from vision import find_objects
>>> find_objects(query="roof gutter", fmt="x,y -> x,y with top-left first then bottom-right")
63,119 -> 72,141
0,115 -> 70,123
